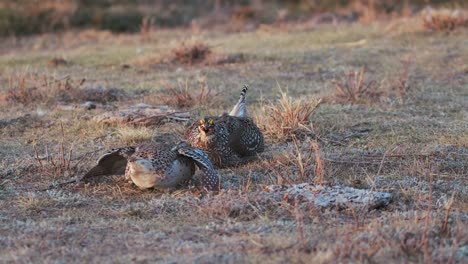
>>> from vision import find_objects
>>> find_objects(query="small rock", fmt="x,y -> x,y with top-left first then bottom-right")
56,104 -> 76,111
132,103 -> 154,109
81,101 -> 97,110
456,245 -> 468,261
264,183 -> 392,209
36,108 -> 47,117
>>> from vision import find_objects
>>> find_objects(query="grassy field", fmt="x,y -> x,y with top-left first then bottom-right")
0,14 -> 467,263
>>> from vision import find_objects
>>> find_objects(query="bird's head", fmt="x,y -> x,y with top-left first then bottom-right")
198,118 -> 216,135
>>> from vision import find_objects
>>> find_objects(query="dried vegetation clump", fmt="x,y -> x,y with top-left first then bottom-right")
332,68 -> 383,104
152,78 -> 216,108
169,41 -> 245,66
171,42 -> 212,65
258,89 -> 321,142
422,8 -> 468,32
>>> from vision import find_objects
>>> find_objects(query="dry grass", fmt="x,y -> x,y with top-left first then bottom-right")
258,138 -> 324,185
332,68 -> 383,104
153,77 -> 215,108
171,41 -> 212,65
393,58 -> 412,100
2,71 -> 126,107
32,123 -> 77,180
310,140 -> 325,185
139,16 -> 155,41
422,8 -> 468,32
258,88 -> 322,142
4,72 -> 85,106
16,194 -> 55,212
116,126 -> 154,145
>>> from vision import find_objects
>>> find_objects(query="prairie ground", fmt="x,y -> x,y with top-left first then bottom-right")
0,17 -> 467,263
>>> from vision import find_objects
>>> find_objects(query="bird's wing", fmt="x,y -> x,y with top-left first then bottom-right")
183,121 -> 200,141
176,146 -> 219,191
81,147 -> 135,181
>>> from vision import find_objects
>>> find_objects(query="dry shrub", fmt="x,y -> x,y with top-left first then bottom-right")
154,78 -> 214,108
171,42 -> 212,65
332,68 -> 382,104
258,88 -> 321,142
422,8 -> 468,32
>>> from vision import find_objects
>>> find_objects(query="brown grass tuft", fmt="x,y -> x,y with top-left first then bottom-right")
17,195 -> 55,212
171,42 -> 212,65
422,8 -> 468,32
394,58 -> 412,100
258,88 -> 321,142
332,68 -> 382,104
311,140 -> 325,185
154,77 -> 214,108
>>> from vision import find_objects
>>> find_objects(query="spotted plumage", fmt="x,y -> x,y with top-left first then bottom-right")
82,142 -> 219,191
184,85 -> 264,167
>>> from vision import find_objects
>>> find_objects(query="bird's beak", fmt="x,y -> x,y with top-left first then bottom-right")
199,124 -> 208,133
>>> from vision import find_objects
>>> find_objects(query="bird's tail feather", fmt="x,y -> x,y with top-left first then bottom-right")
229,84 -> 248,118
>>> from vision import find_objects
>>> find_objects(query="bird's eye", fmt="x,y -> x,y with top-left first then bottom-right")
199,119 -> 205,125
209,119 -> 214,125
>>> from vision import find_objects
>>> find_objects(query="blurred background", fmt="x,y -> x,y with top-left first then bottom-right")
0,0 -> 466,36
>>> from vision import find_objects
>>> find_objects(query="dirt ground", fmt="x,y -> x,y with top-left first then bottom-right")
0,16 -> 467,263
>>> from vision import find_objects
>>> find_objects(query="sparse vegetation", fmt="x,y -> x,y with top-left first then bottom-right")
331,67 -> 383,104
258,88 -> 322,142
32,122 -> 77,181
